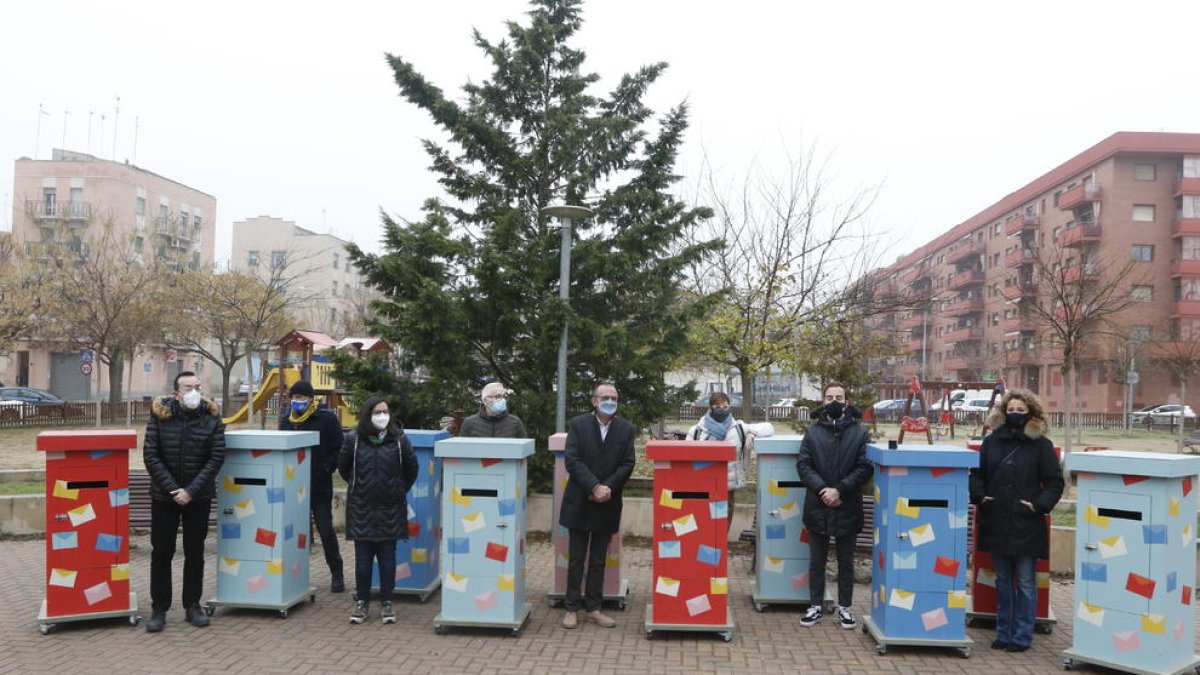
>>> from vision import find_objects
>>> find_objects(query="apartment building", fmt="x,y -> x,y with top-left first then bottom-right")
230,215 -> 370,337
4,149 -> 218,399
869,132 -> 1200,413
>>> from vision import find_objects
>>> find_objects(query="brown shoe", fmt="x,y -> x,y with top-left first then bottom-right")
561,611 -> 578,629
585,610 -> 616,628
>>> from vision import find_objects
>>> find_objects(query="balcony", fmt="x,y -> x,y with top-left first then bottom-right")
943,356 -> 972,371
1003,316 -> 1038,333
1058,183 -> 1101,211
1174,217 -> 1200,237
947,269 -> 985,291
1175,177 -> 1200,197
1061,264 -> 1099,284
900,263 -> 930,285
1005,349 -> 1038,366
907,337 -> 926,352
24,200 -> 92,221
945,241 -> 982,264
1001,283 -> 1037,301
1055,223 -> 1101,248
1172,301 -> 1200,317
1171,259 -> 1200,277
943,298 -> 984,316
943,326 -> 983,343
1005,248 -> 1037,268
1004,213 -> 1039,236
899,315 -> 924,330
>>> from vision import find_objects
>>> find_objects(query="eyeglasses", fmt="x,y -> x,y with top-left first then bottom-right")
483,394 -> 507,401
596,395 -> 618,402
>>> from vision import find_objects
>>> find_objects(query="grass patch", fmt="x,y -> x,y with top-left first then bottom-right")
0,481 -> 43,495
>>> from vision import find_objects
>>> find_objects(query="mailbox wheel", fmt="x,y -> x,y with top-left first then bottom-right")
754,602 -> 766,613
509,628 -> 521,637
957,646 -> 971,659
277,609 -> 288,619
876,644 -> 887,656
434,625 -> 446,635
204,605 -> 215,617
129,614 -> 140,626
965,617 -> 977,628
1036,623 -> 1053,635
719,631 -> 733,643
616,598 -> 627,611
547,597 -> 563,608
38,623 -> 52,635
645,629 -> 655,640
310,593 -> 317,603
1062,658 -> 1073,671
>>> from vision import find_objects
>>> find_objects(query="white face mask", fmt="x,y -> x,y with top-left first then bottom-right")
371,413 -> 390,431
181,389 -> 203,410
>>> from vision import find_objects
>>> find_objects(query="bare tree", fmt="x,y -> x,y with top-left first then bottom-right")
1148,327 -> 1200,449
0,234 -> 43,352
1022,245 -> 1142,453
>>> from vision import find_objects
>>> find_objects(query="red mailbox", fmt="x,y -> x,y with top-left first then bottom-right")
644,440 -> 735,642
36,430 -> 140,633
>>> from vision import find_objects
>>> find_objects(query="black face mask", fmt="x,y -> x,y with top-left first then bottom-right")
709,409 -> 731,423
1006,412 -> 1030,429
826,400 -> 846,420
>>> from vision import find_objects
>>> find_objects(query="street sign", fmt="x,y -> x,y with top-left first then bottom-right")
79,349 -> 95,364
165,349 -> 178,363
1127,371 -> 1140,384
80,363 -> 92,376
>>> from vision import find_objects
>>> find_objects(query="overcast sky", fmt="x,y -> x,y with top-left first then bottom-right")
3,1 -> 1198,268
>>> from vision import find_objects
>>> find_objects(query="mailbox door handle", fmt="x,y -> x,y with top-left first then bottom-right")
660,523 -> 673,530
768,510 -> 780,517
496,522 -> 508,529
54,514 -> 68,521
1084,543 -> 1098,551
222,508 -> 234,515
897,532 -> 909,540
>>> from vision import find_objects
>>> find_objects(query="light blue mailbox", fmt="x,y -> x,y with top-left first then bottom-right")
372,428 -> 448,601
432,436 -> 533,636
208,430 -> 318,619
750,435 -> 823,612
864,444 -> 977,658
1062,450 -> 1200,674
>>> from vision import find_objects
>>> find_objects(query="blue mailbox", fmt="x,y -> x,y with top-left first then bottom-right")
750,435 -> 826,612
372,428 -> 448,602
865,444 -> 977,658
432,437 -> 533,636
208,430 -> 318,619
1062,450 -> 1200,674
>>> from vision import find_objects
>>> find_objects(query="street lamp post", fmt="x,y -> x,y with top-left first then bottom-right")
541,204 -> 593,433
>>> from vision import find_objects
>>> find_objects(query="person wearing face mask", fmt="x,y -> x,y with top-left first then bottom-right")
338,396 -> 417,626
796,382 -> 872,630
142,371 -> 226,633
969,388 -> 1063,653
558,383 -> 636,630
278,380 -> 345,593
685,392 -> 773,533
457,381 -> 528,438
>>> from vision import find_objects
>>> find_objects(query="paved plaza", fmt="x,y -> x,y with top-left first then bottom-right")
0,531 -> 1188,674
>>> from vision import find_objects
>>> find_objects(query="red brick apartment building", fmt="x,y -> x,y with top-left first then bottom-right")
869,132 -> 1200,413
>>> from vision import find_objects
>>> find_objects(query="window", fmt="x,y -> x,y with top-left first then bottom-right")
40,227 -> 54,241
1132,204 -> 1156,222
179,212 -> 189,229
135,196 -> 145,216
1185,156 -> 1200,179
1183,237 -> 1200,261
332,253 -> 339,270
191,253 -> 200,270
993,222 -> 1001,236
158,204 -> 169,228
271,250 -> 286,268
1130,326 -> 1153,341
42,187 -> 56,215
1131,285 -> 1154,303
193,215 -> 202,231
247,250 -> 260,266
332,281 -> 338,297
68,187 -> 83,217
1131,245 -> 1154,262
134,236 -> 144,253
1133,163 -> 1157,181
329,308 -> 337,325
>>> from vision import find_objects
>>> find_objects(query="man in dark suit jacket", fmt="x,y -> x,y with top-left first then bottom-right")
558,382 -> 635,630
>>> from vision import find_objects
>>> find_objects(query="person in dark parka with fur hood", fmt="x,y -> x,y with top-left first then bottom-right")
969,387 -> 1064,653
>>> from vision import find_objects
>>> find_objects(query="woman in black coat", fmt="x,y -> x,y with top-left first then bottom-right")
969,388 -> 1064,653
337,396 -> 418,626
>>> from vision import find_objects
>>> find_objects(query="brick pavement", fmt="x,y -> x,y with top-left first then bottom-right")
0,532 -> 1191,674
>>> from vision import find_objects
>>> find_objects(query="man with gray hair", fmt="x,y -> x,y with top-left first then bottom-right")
457,381 -> 528,438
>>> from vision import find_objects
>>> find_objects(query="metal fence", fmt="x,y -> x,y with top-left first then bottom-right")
0,399 -> 161,429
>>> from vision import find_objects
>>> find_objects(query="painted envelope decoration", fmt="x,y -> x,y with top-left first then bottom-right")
84,581 -> 112,605
51,531 -> 78,550
710,577 -> 728,595
450,488 -> 472,506
233,499 -> 256,520
222,475 -> 242,494
762,557 -> 785,574
1169,496 -> 1180,517
67,503 -> 97,527
1080,562 -> 1107,583
285,464 -> 296,481
947,590 -> 967,609
1084,505 -> 1110,528
1143,525 -> 1167,545
1077,602 -> 1105,627
659,490 -> 683,509
412,548 -> 428,564
1126,572 -> 1156,600
672,514 -> 699,537
768,480 -> 786,497
1142,613 -> 1166,635
790,572 -> 810,591
1112,630 -> 1141,652
976,568 -> 997,587
685,594 -> 712,617
895,498 -> 920,519
219,557 -> 241,576
1183,524 -> 1194,548
394,563 -> 412,581
888,588 -> 915,611
947,510 -> 968,529
779,500 -> 801,520
462,511 -> 486,533
53,479 -> 79,500
110,563 -> 130,581
709,500 -> 728,520
245,575 -> 267,594
696,545 -> 721,566
908,523 -> 935,547
1098,535 -> 1127,559
255,528 -> 277,548
892,551 -> 917,570
485,542 -> 509,563
498,574 -> 515,591
445,573 -> 469,592
109,488 -> 129,508
659,541 -> 681,559
655,576 -> 681,597
297,486 -> 307,503
921,607 -> 948,631
933,556 -> 960,578
266,559 -> 283,575
49,568 -> 77,588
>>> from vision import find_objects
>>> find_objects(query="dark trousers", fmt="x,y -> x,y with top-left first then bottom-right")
808,533 -> 857,608
311,493 -> 343,579
565,528 -> 612,612
354,539 -> 397,602
149,497 -> 212,612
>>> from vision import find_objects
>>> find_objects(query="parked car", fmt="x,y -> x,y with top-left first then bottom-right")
1131,404 -> 1196,426
237,380 -> 261,396
771,397 -> 798,408
956,398 -> 995,413
873,399 -> 927,422
0,387 -> 65,420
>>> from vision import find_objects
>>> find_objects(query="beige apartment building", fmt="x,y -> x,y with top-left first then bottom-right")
3,149 -> 218,400
230,215 -> 370,338
870,132 -> 1200,414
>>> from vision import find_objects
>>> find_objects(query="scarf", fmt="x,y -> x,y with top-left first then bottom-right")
702,412 -> 733,442
288,401 -> 318,426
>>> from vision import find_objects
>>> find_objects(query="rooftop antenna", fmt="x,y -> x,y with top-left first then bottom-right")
34,104 -> 49,159
61,109 -> 69,149
112,96 -> 120,160
132,116 -> 139,165
87,111 -> 94,155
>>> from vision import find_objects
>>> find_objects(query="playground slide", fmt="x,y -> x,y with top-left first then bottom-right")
222,367 -> 295,425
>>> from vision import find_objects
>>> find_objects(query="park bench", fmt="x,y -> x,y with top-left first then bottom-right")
127,471 -> 217,529
1184,431 -> 1200,454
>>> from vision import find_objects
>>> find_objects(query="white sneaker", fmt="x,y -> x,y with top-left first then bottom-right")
837,606 -> 857,629
800,605 -> 822,626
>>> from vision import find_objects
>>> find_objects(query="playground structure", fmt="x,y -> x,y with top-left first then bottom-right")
222,330 -> 390,428
873,378 -> 1004,444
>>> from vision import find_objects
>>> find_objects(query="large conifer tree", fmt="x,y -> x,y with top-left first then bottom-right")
347,0 -> 716,486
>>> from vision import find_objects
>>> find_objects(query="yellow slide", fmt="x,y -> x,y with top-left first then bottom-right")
222,367 -> 300,425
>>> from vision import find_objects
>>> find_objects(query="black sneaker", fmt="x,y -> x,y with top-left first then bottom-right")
184,604 -> 210,627
145,610 -> 166,633
837,606 -> 857,629
330,576 -> 345,594
349,599 -> 368,624
381,601 -> 396,625
800,605 -> 822,627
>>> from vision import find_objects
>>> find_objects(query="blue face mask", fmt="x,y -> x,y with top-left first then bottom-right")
291,400 -> 309,415
597,400 -> 619,417
489,399 -> 508,415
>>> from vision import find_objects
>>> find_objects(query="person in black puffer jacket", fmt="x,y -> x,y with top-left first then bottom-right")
279,380 -> 345,593
142,370 -> 226,633
457,381 -> 527,438
796,382 -> 872,630
338,396 -> 417,626
969,388 -> 1063,653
